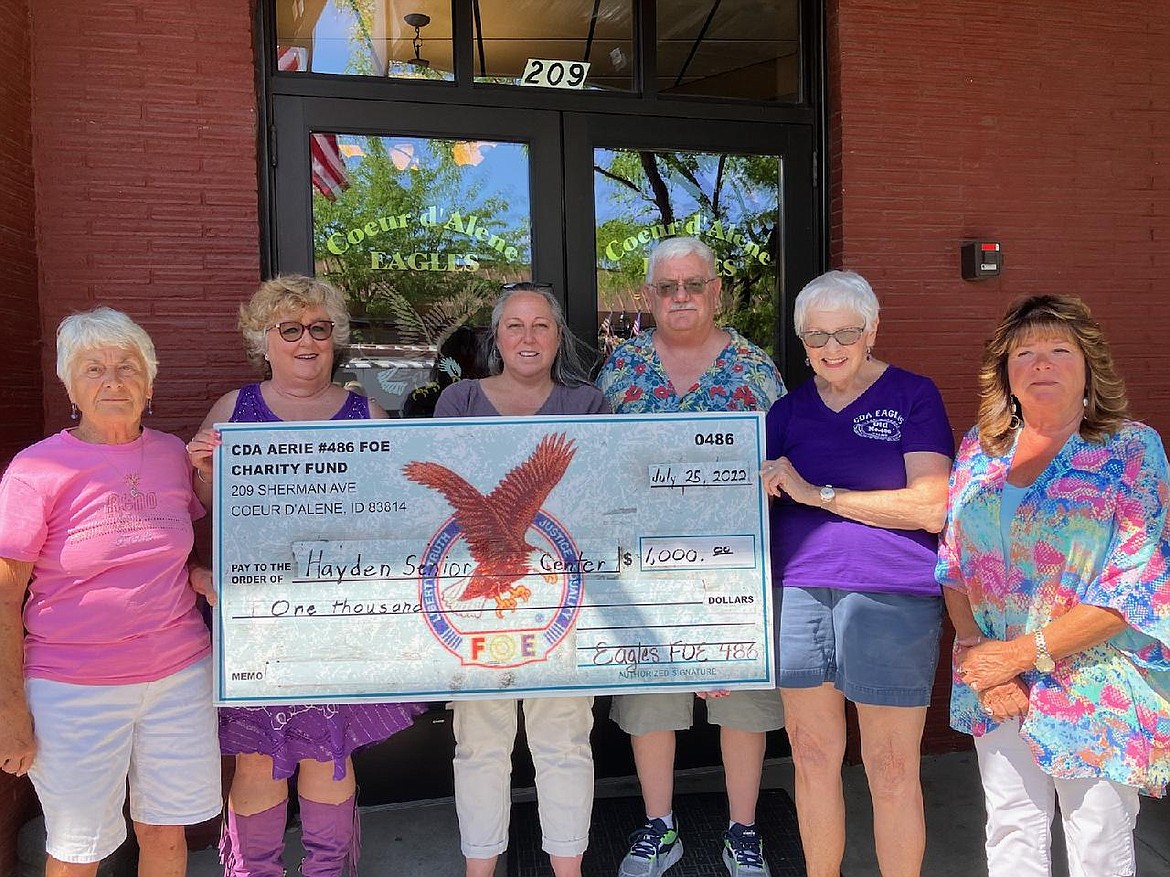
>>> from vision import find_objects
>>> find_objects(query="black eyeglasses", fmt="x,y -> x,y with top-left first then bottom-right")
650,277 -> 716,297
268,320 -> 335,342
798,326 -> 866,348
502,281 -> 554,291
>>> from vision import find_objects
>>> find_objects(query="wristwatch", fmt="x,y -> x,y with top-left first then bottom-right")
1033,629 -> 1056,673
819,484 -> 836,504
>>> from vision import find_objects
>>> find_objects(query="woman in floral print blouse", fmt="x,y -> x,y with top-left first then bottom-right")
938,294 -> 1170,877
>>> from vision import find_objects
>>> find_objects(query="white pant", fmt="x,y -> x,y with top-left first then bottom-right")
452,696 -> 594,858
974,720 -> 1140,877
26,658 -> 221,864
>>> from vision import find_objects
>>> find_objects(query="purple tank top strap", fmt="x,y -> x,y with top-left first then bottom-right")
333,391 -> 370,421
229,384 -> 280,423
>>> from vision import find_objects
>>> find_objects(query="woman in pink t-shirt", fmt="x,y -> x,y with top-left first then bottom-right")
0,307 -> 221,877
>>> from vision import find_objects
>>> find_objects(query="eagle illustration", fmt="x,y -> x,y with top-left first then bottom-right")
403,433 -> 577,617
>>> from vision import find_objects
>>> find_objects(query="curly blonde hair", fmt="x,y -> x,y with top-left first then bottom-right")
977,294 -> 1129,455
238,275 -> 351,372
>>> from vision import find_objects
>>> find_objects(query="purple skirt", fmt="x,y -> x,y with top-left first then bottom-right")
219,702 -> 427,780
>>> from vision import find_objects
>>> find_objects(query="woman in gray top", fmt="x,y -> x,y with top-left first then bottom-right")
433,283 -> 608,877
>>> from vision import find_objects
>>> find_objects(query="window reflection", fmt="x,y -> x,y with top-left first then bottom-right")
312,133 -> 533,412
276,0 -> 454,80
273,0 -> 799,99
594,148 -> 782,354
657,0 -> 800,101
472,0 -> 633,91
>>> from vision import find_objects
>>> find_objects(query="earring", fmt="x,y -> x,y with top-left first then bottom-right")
804,356 -> 810,367
70,403 -> 79,421
1008,395 -> 1023,430
865,346 -> 873,361
145,398 -> 153,416
1083,396 -> 1088,409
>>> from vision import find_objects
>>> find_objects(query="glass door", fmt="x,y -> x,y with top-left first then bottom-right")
564,113 -> 817,383
272,96 -> 564,414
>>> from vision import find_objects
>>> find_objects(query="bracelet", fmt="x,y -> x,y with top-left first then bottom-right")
195,468 -> 210,484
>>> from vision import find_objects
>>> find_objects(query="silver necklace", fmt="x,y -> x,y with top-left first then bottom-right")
76,427 -> 146,497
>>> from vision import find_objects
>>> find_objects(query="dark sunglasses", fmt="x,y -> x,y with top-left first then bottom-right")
268,320 -> 335,342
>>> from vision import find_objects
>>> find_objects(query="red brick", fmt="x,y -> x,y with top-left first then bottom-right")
829,0 -> 1170,756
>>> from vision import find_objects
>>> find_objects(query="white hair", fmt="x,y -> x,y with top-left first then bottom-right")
793,270 -> 880,333
645,236 -> 717,283
56,307 -> 159,388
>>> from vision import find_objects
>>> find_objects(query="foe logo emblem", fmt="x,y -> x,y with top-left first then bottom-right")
403,434 -> 584,669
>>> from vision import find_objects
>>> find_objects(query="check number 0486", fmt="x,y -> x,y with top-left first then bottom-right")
520,58 -> 590,89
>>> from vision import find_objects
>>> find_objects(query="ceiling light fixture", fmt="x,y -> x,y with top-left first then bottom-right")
404,13 -> 431,69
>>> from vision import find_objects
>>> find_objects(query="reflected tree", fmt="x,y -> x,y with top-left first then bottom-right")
313,136 -> 527,344
594,149 -> 780,353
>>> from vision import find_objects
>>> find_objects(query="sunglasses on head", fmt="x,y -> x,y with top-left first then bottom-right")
268,320 -> 335,342
501,281 -> 554,292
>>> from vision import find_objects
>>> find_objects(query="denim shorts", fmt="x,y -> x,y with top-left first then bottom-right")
775,587 -> 942,707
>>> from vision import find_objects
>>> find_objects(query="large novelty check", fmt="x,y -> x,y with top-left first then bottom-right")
212,412 -> 774,704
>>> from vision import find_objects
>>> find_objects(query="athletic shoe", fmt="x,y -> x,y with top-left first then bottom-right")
722,822 -> 770,877
617,817 -> 684,877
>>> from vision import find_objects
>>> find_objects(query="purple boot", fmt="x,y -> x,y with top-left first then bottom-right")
298,795 -> 359,877
220,800 -> 289,877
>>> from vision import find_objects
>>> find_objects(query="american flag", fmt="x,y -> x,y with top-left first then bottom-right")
277,46 -> 350,201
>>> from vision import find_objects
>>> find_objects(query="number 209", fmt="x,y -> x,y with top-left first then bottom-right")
522,60 -> 588,88
694,432 -> 734,446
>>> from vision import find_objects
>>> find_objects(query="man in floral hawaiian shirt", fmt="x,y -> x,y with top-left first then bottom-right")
597,236 -> 786,877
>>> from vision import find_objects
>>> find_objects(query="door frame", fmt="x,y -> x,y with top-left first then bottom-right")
563,113 -> 817,379
273,97 -> 817,381
271,95 -> 567,298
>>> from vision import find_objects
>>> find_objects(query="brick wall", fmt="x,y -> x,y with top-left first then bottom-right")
31,0 -> 263,442
829,0 -> 1170,752
0,0 -> 42,864
0,0 -> 42,471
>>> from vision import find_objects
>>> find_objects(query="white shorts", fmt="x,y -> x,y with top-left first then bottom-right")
26,657 -> 222,864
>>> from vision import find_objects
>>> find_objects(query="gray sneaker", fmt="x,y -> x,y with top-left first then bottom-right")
617,818 -> 684,877
721,823 -> 771,877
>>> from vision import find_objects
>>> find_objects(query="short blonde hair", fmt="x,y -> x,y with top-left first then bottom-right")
56,307 -> 158,390
238,275 -> 351,370
977,294 -> 1129,455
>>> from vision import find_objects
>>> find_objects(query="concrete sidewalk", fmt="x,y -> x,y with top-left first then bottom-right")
187,751 -> 1170,876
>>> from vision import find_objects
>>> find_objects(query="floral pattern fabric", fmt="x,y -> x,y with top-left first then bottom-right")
937,422 -> 1170,795
596,327 -> 785,413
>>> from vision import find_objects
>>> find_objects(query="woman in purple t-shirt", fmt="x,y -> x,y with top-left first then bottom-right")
760,270 -> 954,877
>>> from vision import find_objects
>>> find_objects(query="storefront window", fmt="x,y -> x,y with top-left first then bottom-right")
275,0 -> 454,80
472,0 -> 634,91
273,1 -> 800,100
657,0 -> 800,101
595,148 -> 782,354
312,133 -> 532,412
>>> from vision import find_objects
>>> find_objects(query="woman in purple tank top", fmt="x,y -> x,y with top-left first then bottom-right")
187,276 -> 425,877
